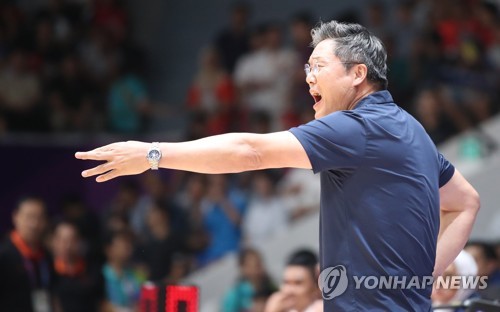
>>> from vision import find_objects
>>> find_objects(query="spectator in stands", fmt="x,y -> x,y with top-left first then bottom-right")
222,247 -> 275,312
35,0 -> 83,50
102,230 -> 142,312
264,249 -> 321,312
243,171 -> 287,248
197,174 -> 247,266
487,20 -> 500,70
91,0 -> 129,45
129,172 -> 164,240
363,1 -> 390,39
0,49 -> 43,131
103,181 -> 140,239
129,172 -> 187,241
234,23 -> 297,130
288,12 -> 314,127
465,241 -> 500,299
186,46 -> 236,135
138,201 -> 185,282
52,220 -> 107,312
29,18 -> 62,81
251,289 -> 275,312
59,194 -> 102,263
214,2 -> 251,74
108,58 -> 152,133
175,173 -> 210,256
164,253 -> 192,284
0,196 -> 54,312
431,250 -> 479,311
47,53 -> 98,132
278,168 -> 320,221
79,25 -> 118,85
412,88 -> 459,145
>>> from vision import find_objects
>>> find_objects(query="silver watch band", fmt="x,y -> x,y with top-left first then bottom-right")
148,142 -> 161,170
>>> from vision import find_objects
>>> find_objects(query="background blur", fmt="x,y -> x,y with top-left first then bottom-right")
0,0 -> 499,311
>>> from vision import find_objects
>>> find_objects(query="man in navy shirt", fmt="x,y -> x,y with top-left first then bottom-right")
76,21 -> 480,311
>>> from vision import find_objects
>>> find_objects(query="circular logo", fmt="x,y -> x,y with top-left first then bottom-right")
318,265 -> 348,300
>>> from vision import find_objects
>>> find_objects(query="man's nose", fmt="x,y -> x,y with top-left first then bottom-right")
306,72 -> 316,86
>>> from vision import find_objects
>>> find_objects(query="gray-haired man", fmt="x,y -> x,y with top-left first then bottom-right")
76,21 -> 479,310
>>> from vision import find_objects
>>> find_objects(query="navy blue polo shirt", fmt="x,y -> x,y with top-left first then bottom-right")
289,90 -> 454,311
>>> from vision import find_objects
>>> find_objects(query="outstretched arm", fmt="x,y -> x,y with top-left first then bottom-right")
75,131 -> 311,182
434,169 -> 480,277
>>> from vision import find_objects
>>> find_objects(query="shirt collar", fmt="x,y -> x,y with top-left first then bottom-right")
353,90 -> 393,110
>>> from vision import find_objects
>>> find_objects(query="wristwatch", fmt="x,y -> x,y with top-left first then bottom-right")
146,142 -> 162,170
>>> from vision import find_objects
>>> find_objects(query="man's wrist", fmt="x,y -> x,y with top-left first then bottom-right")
146,142 -> 162,170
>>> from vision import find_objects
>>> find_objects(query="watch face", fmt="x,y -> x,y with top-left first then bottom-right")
148,149 -> 161,160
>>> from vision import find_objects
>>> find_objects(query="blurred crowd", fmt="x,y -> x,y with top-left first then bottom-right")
1,0 -> 500,311
0,0 -> 498,142
0,165 -> 321,311
0,0 -> 151,134
1,195 -> 499,311
186,0 -> 500,148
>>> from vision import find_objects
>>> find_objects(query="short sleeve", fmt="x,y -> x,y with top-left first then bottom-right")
438,152 -> 455,187
289,111 -> 366,173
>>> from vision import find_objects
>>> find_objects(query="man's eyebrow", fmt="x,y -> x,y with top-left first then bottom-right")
308,56 -> 325,64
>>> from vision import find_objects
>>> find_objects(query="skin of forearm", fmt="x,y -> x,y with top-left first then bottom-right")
159,133 -> 262,174
434,208 -> 479,277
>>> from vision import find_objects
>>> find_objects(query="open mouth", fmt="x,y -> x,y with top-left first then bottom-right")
311,92 -> 322,103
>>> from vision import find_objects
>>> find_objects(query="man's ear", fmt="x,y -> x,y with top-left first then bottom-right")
352,64 -> 368,87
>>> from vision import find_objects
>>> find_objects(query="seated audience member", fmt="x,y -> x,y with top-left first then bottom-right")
102,230 -> 143,312
250,288 -> 275,312
465,241 -> 500,299
186,46 -> 236,135
52,221 -> 107,312
243,171 -> 288,248
139,201 -> 185,282
197,174 -> 247,266
278,168 -> 320,221
432,250 -> 479,311
0,196 -> 55,312
222,248 -> 275,312
265,249 -> 321,312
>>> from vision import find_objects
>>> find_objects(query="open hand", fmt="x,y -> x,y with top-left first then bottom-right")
75,141 -> 151,182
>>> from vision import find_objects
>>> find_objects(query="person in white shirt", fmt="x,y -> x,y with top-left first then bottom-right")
243,171 -> 288,248
234,23 -> 297,130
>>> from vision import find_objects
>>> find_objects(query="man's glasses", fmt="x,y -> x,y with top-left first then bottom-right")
304,63 -> 320,76
304,62 -> 360,76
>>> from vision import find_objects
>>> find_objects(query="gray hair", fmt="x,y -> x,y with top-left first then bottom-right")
311,20 -> 388,89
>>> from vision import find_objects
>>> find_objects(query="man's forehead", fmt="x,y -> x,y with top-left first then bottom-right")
308,39 -> 336,62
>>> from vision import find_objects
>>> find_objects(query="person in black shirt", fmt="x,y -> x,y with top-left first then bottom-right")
0,196 -> 54,312
51,220 -> 107,312
139,201 -> 185,282
214,3 -> 251,74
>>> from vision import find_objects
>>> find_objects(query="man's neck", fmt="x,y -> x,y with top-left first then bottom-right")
346,85 -> 379,111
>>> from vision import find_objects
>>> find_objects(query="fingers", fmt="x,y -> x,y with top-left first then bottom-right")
81,162 -> 114,178
75,150 -> 110,161
75,144 -> 117,160
96,170 -> 121,183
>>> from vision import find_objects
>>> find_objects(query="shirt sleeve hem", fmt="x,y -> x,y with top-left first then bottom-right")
288,128 -> 320,174
439,164 -> 455,188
